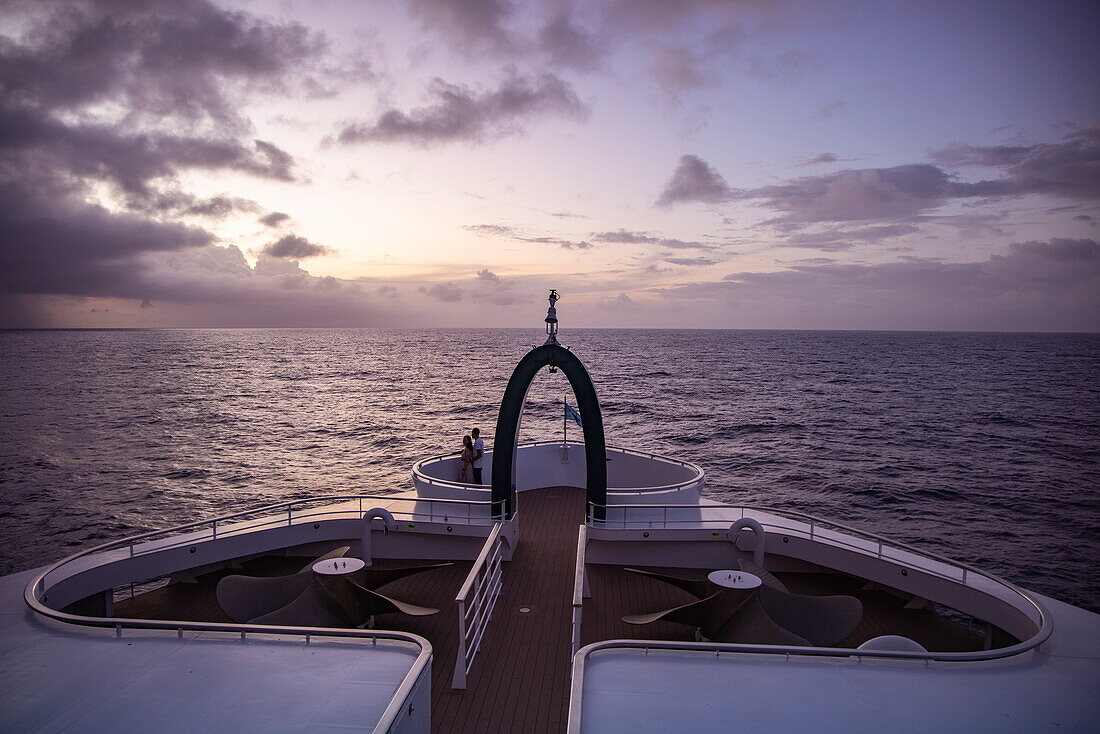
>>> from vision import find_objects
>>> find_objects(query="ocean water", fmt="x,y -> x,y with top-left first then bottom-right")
1,328 -> 1098,612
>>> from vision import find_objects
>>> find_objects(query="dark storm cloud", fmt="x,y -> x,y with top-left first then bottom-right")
0,105 -> 298,196
653,239 -> 1099,331
0,183 -> 213,297
260,234 -> 334,259
335,71 -> 587,146
0,0 -> 334,317
657,155 -> 734,206
259,212 -> 292,228
0,0 -> 325,127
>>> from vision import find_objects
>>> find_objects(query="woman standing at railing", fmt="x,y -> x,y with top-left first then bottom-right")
458,435 -> 476,484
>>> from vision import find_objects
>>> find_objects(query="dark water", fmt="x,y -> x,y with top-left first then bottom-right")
1,328 -> 1098,612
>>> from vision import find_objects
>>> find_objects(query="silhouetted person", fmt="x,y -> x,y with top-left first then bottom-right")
471,428 -> 485,485
459,434 -> 475,484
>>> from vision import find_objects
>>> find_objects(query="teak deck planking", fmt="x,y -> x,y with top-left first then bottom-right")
115,485 -> 988,733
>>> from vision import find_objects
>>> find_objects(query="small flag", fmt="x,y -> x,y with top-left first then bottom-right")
564,402 -> 583,426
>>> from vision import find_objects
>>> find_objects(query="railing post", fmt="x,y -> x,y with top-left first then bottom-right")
452,599 -> 467,689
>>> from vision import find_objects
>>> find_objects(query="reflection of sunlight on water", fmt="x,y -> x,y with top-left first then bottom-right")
1,327 -> 1098,612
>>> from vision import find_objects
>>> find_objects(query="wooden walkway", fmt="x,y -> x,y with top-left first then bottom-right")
431,486 -> 585,734
115,487 -> 990,733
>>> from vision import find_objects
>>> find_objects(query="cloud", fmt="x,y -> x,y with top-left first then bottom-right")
746,51 -> 818,83
419,282 -> 464,302
649,46 -> 713,101
0,185 -> 214,298
0,0 -> 325,128
259,212 -> 291,228
744,164 -> 954,224
335,70 -> 586,146
0,104 -> 299,199
183,196 -> 259,218
590,229 -> 715,250
539,10 -> 604,71
816,100 -> 848,118
664,256 -> 716,266
799,153 -> 839,166
465,222 -> 592,250
476,268 -> 503,284
781,224 -> 920,251
657,154 -> 735,206
670,124 -> 1100,225
260,234 -> 334,259
932,124 -> 1100,200
0,0 -> 357,327
404,0 -> 517,56
652,238 -> 1099,331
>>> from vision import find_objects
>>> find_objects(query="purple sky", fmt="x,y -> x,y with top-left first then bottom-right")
0,0 -> 1097,330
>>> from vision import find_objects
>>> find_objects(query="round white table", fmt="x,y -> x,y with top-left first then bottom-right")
707,570 -> 762,590
313,557 -> 365,576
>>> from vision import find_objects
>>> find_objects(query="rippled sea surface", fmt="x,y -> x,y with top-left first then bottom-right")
1,328 -> 1098,611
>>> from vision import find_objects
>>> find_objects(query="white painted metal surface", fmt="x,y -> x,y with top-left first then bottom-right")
413,441 -> 704,501
2,568 -> 432,734
314,557 -> 366,575
569,592 -> 1100,734
708,570 -> 761,590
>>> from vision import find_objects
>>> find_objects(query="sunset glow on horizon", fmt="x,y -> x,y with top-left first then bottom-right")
1,0 -> 1097,330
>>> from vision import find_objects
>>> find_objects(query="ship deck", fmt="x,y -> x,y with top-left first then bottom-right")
114,486 -> 989,734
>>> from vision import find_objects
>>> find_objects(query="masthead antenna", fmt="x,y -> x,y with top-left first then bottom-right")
544,289 -> 560,346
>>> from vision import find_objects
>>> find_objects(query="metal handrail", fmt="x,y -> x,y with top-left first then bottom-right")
453,523 -> 505,689
28,493 -> 504,606
586,500 -> 1053,648
412,440 -> 704,494
24,568 -> 431,734
571,525 -> 588,658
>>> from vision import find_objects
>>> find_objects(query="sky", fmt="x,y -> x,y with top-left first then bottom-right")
0,0 -> 1097,331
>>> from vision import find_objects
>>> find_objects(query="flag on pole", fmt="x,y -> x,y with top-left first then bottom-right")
564,402 -> 583,426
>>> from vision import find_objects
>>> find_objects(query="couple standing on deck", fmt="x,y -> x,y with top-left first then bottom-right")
459,428 -> 485,485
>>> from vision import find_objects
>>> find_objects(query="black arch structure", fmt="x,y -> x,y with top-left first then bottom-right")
491,344 -> 606,521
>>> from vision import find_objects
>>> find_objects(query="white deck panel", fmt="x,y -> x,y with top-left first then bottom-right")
576,594 -> 1100,734
0,569 -> 423,733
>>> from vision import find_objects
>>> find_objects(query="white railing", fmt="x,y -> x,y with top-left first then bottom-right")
452,522 -> 505,689
24,540 -> 433,734
412,440 -> 704,496
586,500 -> 1052,651
114,493 -> 505,559
571,524 -> 589,658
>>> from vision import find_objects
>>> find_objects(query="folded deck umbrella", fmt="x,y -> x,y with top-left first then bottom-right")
217,545 -> 451,627
622,562 -> 862,647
